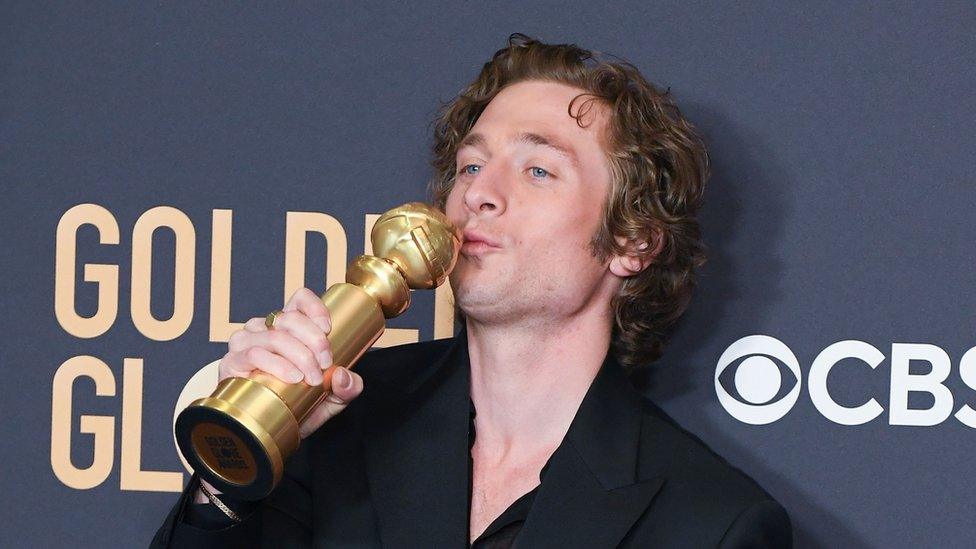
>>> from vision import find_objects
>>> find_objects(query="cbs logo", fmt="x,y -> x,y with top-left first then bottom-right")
715,335 -> 802,425
715,335 -> 976,427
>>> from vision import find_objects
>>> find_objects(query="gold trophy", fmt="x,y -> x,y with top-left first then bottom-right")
175,202 -> 460,500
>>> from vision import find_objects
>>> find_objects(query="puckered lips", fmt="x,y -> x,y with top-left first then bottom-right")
460,228 -> 502,257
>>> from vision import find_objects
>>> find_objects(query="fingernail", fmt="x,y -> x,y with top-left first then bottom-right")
336,367 -> 352,390
318,350 -> 332,368
312,316 -> 330,332
286,370 -> 304,383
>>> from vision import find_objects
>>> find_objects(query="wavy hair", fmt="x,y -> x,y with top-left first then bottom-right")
428,34 -> 709,370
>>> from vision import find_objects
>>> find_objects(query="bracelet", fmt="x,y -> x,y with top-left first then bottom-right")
197,478 -> 243,523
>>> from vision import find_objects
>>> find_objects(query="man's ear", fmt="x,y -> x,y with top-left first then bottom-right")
608,230 -> 663,278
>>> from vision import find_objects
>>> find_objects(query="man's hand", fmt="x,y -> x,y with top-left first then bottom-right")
221,287 -> 364,437
195,287 -> 364,503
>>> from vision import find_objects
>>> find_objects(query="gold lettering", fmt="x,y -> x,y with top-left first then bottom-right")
131,206 -> 196,341
284,212 -> 347,304
120,358 -> 183,492
54,204 -> 120,338
50,355 -> 116,489
208,209 -> 241,342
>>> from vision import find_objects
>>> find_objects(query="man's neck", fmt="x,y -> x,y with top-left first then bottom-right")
466,310 -> 612,464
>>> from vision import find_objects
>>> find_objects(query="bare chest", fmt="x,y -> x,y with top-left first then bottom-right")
468,458 -> 545,542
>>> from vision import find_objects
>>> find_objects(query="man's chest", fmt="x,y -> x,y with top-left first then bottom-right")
468,458 -> 544,541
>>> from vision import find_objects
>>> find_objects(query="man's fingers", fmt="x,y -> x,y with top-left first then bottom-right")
330,366 -> 363,402
224,298 -> 333,387
298,367 -> 363,438
268,311 -> 331,361
218,351 -> 256,380
282,287 -> 331,332
220,289 -> 348,439
244,346 -> 306,384
230,330 -> 323,385
243,316 -> 267,333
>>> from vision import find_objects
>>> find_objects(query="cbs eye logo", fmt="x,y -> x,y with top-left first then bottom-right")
714,335 -> 802,425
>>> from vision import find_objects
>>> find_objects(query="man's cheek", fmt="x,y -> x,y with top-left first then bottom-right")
444,191 -> 464,222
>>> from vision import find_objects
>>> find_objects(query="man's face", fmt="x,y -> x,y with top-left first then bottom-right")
445,80 -> 618,326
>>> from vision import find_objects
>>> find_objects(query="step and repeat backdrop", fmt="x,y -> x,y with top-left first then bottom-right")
2,2 -> 973,547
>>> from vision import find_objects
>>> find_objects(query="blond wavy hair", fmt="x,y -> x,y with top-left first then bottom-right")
428,34 -> 709,370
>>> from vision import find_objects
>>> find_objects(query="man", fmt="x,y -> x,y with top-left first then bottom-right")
152,34 -> 792,547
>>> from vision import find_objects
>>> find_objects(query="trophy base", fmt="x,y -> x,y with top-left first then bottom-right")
175,377 -> 301,500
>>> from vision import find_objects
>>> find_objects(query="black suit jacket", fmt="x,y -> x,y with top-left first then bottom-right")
151,334 -> 792,548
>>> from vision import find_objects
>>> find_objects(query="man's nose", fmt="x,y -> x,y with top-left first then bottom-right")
462,164 -> 507,216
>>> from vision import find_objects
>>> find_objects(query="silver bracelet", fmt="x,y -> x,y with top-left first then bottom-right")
197,479 -> 243,523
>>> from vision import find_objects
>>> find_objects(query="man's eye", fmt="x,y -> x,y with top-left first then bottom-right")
459,164 -> 480,175
529,167 -> 550,178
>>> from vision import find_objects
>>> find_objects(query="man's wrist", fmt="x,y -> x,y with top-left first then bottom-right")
196,478 -> 243,523
185,474 -> 260,525
192,478 -> 220,505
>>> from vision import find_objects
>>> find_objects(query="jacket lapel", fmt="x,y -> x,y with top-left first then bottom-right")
515,356 -> 665,548
360,335 -> 666,547
362,335 -> 472,548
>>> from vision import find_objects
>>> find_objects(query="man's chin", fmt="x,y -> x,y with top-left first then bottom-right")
450,270 -> 520,313
453,289 -> 506,317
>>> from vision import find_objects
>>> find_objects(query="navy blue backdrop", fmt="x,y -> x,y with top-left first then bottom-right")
2,2 -> 974,547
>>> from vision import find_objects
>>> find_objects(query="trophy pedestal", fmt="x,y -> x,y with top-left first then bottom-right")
175,377 -> 300,500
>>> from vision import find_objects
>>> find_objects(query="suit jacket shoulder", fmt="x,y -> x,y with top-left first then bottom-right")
641,399 -> 774,505
625,398 -> 792,547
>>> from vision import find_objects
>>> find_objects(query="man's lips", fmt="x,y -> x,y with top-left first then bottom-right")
461,229 -> 502,255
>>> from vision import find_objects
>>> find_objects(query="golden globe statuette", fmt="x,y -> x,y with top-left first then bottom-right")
175,202 -> 460,500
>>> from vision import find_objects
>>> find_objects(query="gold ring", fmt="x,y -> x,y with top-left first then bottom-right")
265,310 -> 284,329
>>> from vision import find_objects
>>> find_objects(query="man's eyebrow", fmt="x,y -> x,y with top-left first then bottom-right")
515,131 -> 579,168
458,131 -> 580,168
459,132 -> 487,150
